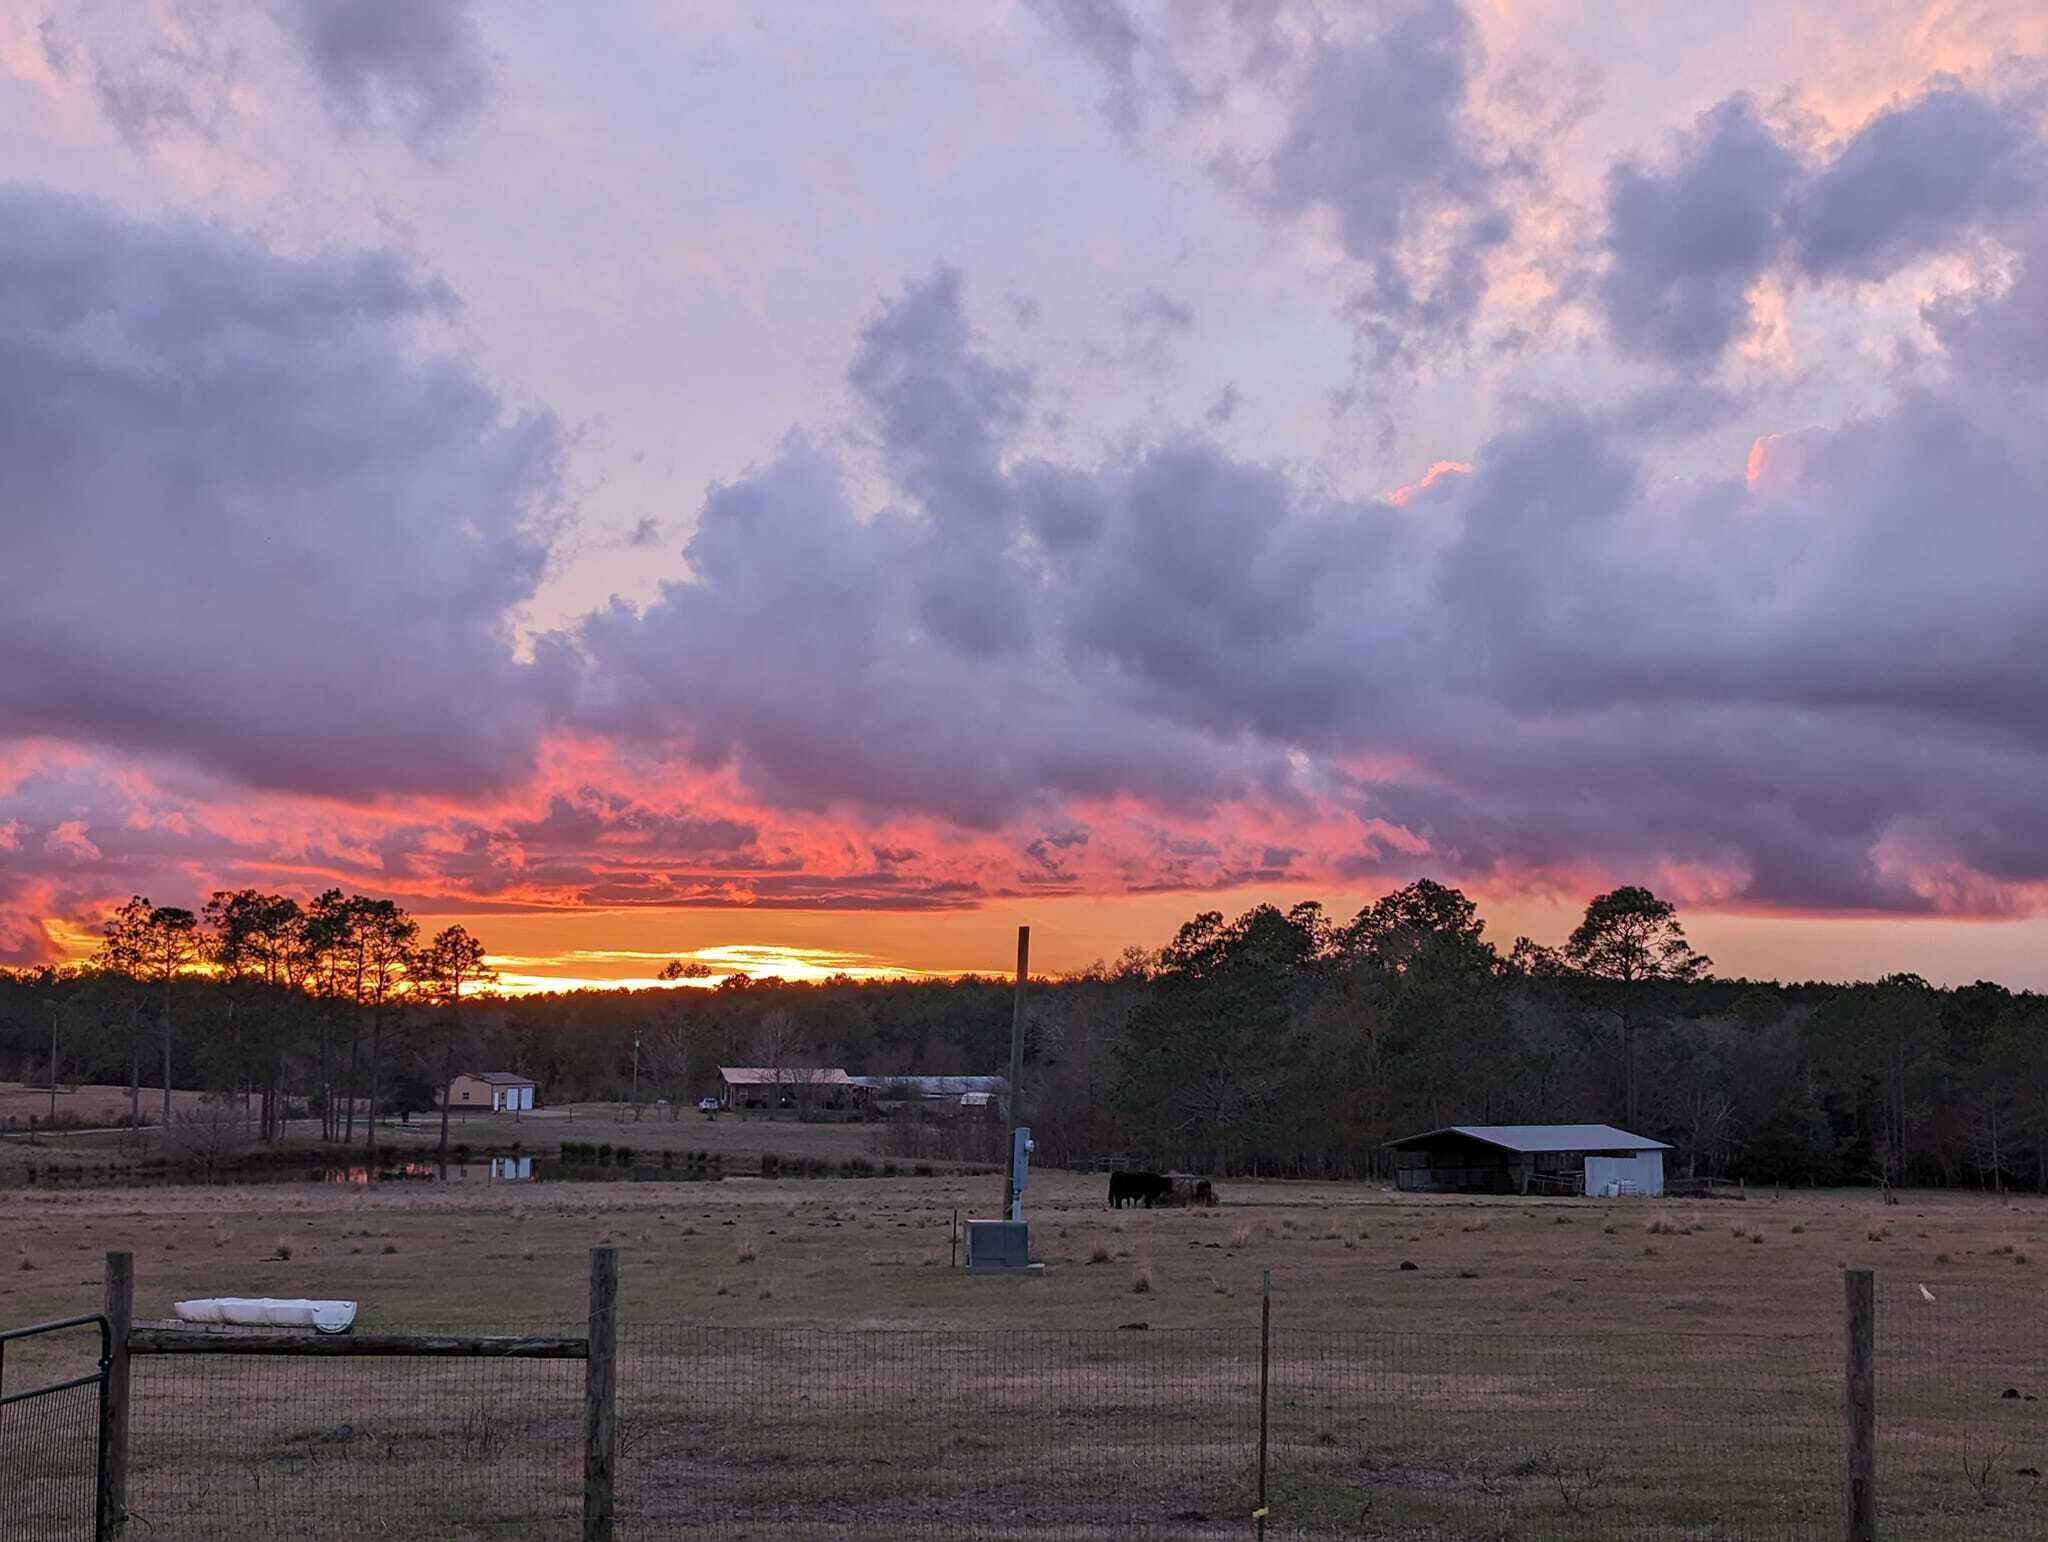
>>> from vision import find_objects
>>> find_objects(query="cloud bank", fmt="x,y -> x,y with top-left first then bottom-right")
4,33 -> 2048,963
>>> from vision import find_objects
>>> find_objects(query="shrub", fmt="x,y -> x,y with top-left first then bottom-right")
1088,1245 -> 1110,1265
1228,1225 -> 1251,1249
759,1153 -> 782,1178
735,1240 -> 758,1264
913,1162 -> 934,1177
1462,1217 -> 1491,1233
1131,1263 -> 1153,1294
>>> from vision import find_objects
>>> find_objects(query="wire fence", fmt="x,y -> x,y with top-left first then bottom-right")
127,1351 -> 584,1540
83,1281 -> 2042,1539
1,1378 -> 102,1541
0,1315 -> 108,1542
1877,1274 -> 2048,1538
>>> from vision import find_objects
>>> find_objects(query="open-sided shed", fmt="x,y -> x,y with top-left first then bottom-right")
1385,1123 -> 1670,1196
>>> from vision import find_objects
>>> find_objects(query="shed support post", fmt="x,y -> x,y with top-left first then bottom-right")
100,1251 -> 132,1539
583,1246 -> 618,1541
1845,1268 -> 1876,1542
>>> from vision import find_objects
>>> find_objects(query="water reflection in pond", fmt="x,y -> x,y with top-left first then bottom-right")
5,1153 -> 727,1188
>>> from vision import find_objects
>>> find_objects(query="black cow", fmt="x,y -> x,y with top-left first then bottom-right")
1108,1170 -> 1174,1209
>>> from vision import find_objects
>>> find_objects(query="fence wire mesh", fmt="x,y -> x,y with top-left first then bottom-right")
89,1279 -> 2048,1539
616,1326 -> 1257,1538
1878,1274 -> 2048,1538
0,1377 -> 100,1542
129,1351 -> 582,1540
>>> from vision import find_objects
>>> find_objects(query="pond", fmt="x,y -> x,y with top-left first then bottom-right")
2,1151 -> 732,1188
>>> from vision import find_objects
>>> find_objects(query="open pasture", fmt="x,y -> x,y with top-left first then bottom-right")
5,1170 -> 2042,1330
5,1176 -> 2046,1537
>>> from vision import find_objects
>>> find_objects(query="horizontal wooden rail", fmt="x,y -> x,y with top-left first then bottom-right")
128,1329 -> 587,1358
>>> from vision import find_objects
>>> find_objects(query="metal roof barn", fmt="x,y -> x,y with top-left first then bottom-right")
1385,1124 -> 1670,1196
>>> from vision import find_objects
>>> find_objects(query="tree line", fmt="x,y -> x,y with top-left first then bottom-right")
2,890 -> 490,1156
2,879 -> 2045,1189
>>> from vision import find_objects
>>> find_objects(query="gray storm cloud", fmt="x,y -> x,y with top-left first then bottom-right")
1030,0 -> 1522,372
572,174 -> 2048,911
1599,80 -> 2048,362
41,0 -> 498,153
0,185 -> 565,797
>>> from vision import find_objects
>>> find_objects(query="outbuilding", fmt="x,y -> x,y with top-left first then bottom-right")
1385,1123 -> 1669,1197
448,1072 -> 535,1113
846,1075 -> 1009,1120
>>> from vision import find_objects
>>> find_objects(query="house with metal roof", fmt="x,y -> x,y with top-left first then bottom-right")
1385,1123 -> 1670,1197
716,1066 -> 854,1118
448,1071 -> 535,1112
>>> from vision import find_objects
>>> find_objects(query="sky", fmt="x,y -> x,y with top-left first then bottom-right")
3,0 -> 2048,990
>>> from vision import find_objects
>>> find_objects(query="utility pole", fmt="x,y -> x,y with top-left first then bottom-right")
631,1037 -> 641,1115
1003,926 -> 1029,1221
47,1000 -> 60,1125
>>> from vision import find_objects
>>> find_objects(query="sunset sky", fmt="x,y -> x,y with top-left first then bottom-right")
5,1 -> 2048,990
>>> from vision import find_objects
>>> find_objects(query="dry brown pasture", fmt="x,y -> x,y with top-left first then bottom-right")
5,1171 -> 2044,1331
0,1079 -> 218,1132
5,1174 -> 2046,1539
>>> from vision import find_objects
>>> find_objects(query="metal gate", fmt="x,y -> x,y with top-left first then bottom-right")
0,1313 -> 111,1541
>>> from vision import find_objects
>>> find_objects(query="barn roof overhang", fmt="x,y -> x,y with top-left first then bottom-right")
1383,1123 -> 1671,1154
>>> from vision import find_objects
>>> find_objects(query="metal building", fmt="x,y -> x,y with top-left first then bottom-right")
1386,1124 -> 1669,1196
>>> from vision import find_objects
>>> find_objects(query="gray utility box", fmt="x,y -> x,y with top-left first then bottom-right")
964,1220 -> 1044,1276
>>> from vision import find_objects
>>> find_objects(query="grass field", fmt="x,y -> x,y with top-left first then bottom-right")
5,1169 -> 2046,1537
0,1079 -> 218,1132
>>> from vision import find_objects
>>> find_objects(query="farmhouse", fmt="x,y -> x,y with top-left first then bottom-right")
447,1072 -> 535,1113
1386,1124 -> 1669,1197
717,1066 -> 855,1117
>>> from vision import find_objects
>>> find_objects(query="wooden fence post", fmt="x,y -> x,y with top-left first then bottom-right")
1845,1268 -> 1876,1542
100,1251 -> 132,1540
583,1246 -> 618,1541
